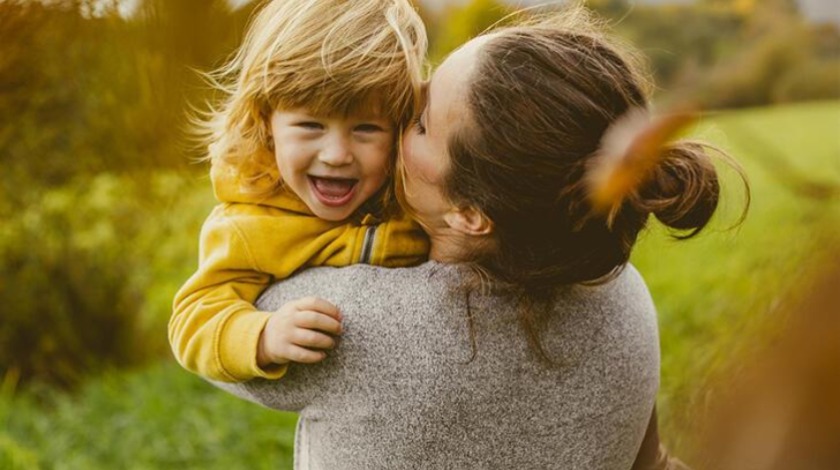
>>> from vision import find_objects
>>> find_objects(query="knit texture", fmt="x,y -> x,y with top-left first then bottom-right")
211,261 -> 660,469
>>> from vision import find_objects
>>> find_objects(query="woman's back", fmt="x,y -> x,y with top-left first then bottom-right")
215,261 -> 659,469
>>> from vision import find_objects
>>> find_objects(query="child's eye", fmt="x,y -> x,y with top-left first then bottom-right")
354,123 -> 385,133
296,121 -> 324,130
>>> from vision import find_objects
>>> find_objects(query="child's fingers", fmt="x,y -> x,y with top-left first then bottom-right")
293,310 -> 343,335
291,329 -> 336,350
281,344 -> 328,364
293,296 -> 341,320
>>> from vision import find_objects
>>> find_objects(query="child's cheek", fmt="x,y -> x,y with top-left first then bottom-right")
368,140 -> 394,179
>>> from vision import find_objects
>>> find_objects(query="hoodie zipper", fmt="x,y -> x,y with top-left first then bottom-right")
359,224 -> 377,264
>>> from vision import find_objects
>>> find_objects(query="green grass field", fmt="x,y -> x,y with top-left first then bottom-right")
2,101 -> 838,469
633,100 -> 840,454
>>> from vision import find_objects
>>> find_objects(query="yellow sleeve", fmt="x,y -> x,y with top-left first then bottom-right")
169,205 -> 287,383
369,209 -> 431,267
170,200 -> 369,382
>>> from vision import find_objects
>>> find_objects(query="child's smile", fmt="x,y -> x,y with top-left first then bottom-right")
308,176 -> 358,207
270,108 -> 394,221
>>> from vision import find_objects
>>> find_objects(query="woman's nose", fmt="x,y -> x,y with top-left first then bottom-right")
319,134 -> 354,166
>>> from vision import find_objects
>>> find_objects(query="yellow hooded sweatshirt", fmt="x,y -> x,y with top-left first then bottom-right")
170,163 -> 429,382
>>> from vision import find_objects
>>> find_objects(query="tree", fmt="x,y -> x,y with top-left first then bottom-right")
430,0 -> 515,62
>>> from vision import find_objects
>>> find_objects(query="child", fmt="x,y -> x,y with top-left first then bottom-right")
169,0 -> 429,383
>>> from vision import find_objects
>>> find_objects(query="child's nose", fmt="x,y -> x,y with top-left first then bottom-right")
319,135 -> 354,166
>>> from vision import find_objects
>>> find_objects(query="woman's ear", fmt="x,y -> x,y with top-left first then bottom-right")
443,206 -> 494,236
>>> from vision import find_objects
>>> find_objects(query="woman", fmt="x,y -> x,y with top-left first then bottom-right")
214,8 -> 732,469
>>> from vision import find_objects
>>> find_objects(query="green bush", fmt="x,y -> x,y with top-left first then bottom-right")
585,1 -> 840,108
611,3 -> 744,88
0,434 -> 40,470
773,59 -> 840,103
427,0 -> 515,62
698,24 -> 811,108
0,171 -> 213,390
0,0 -> 254,191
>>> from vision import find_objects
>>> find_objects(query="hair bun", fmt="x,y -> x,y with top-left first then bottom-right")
586,107 -> 700,227
637,142 -> 720,237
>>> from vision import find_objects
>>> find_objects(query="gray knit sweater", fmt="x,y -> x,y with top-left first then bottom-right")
212,261 -> 660,469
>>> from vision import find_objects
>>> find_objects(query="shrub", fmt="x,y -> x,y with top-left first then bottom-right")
0,434 -> 40,470
773,60 -> 840,103
698,23 -> 810,109
428,0 -> 515,62
0,171 -> 213,391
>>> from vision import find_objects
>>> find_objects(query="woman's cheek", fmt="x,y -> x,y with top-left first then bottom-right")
402,139 -> 441,185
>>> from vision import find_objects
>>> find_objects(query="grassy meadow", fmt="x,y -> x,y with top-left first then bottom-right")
632,100 -> 840,454
1,100 -> 838,469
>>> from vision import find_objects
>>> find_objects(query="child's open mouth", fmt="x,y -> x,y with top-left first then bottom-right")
309,176 -> 358,207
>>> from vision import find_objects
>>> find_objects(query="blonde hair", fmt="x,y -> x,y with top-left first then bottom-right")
197,0 -> 427,195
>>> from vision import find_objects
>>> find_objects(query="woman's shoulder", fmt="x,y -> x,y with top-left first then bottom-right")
256,261 -> 462,309
571,264 -> 655,320
548,264 -> 658,348
258,261 -> 654,319
534,264 -> 660,396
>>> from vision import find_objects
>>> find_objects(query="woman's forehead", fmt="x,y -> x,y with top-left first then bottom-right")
432,36 -> 487,87
426,36 -> 489,130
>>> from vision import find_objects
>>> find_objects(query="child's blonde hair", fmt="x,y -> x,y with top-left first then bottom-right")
198,0 -> 427,195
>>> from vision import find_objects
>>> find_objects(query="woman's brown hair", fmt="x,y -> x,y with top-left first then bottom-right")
443,9 -> 749,360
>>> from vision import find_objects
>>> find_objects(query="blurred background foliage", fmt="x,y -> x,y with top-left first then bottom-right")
426,0 -> 840,106
0,0 -> 838,467
1,0 -> 246,390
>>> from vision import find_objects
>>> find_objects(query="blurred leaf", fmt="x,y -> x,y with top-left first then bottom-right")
588,108 -> 699,216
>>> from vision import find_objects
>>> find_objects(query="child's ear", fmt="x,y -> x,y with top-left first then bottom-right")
443,206 -> 494,236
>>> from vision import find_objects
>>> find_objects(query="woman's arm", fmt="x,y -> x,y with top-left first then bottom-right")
632,407 -> 692,470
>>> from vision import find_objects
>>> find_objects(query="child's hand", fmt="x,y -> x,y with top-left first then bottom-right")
257,297 -> 342,368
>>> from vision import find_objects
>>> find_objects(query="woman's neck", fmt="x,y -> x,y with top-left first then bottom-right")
427,229 -> 493,263
428,237 -> 465,263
